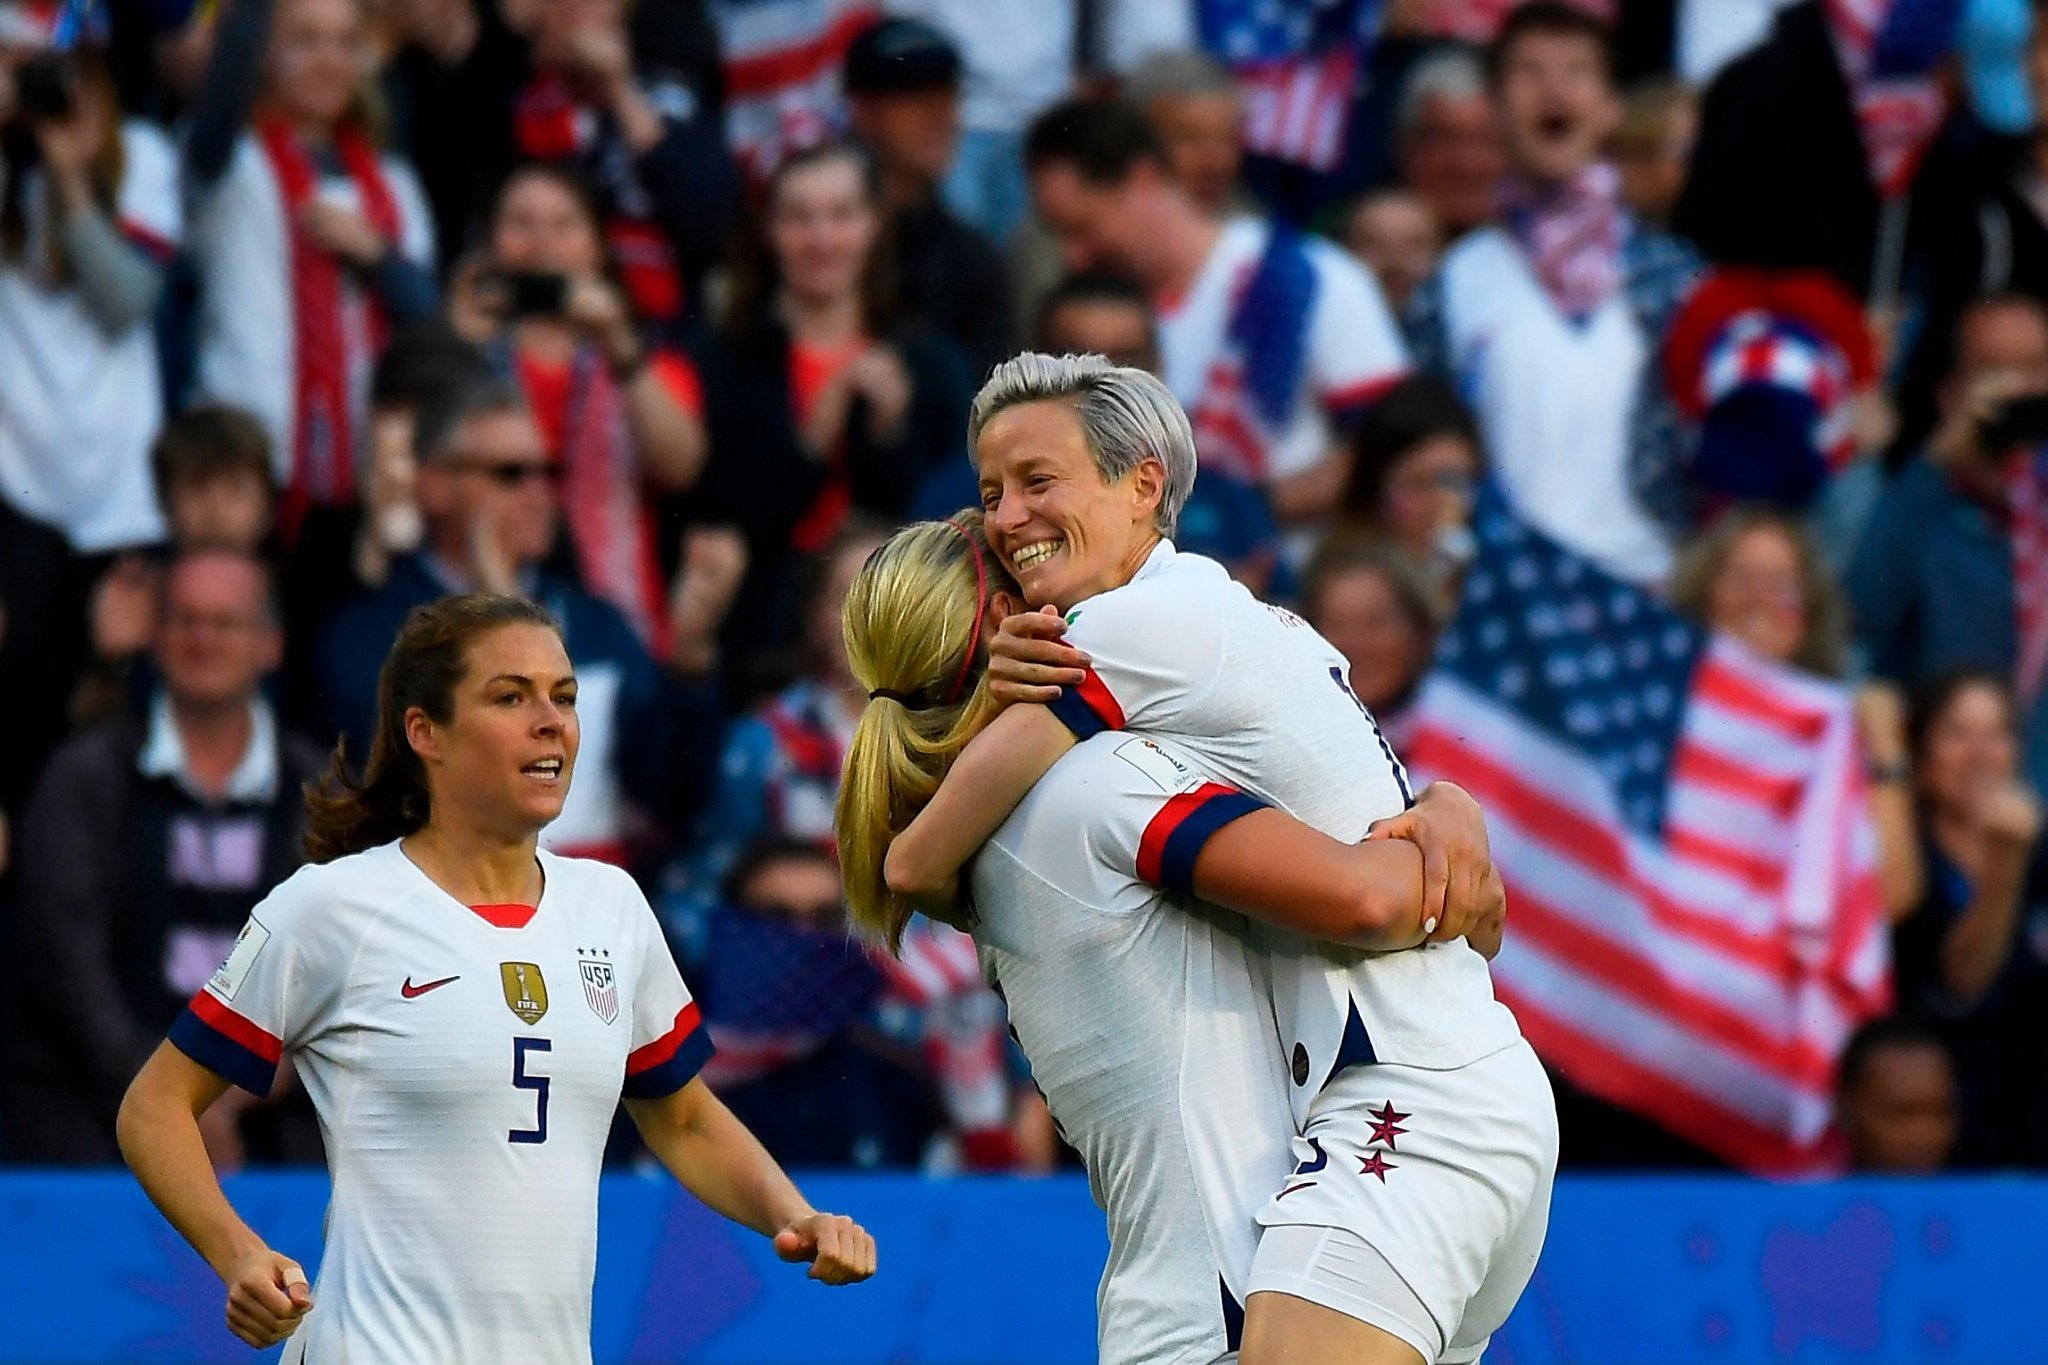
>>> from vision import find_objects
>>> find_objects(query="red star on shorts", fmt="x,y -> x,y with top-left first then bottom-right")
1366,1101 -> 1411,1150
1358,1150 -> 1397,1182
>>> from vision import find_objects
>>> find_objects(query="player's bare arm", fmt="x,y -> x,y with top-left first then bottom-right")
625,1078 -> 876,1285
117,1043 -> 314,1349
885,703 -> 1077,910
1190,810 -> 1435,950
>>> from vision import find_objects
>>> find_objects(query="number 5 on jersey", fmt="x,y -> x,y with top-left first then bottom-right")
510,1037 -> 551,1144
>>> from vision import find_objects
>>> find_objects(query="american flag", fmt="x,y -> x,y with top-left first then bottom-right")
709,0 -> 877,178
1401,489 -> 1890,1173
1198,0 -> 1381,171
1824,0 -> 1954,198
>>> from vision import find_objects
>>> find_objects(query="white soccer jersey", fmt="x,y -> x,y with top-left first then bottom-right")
169,841 -> 711,1365
1157,216 -> 1408,487
972,731 -> 1295,1365
1045,540 -> 1522,1129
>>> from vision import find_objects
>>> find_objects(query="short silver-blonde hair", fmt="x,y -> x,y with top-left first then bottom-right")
967,352 -> 1197,536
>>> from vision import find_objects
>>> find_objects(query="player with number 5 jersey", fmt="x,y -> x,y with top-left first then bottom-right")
118,594 -> 874,1363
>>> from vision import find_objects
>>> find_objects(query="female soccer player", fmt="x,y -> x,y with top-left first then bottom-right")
877,355 -> 1555,1365
836,517 -> 1501,1364
119,594 -> 873,1360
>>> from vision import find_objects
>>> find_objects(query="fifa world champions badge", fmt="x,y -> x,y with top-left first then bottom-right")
578,949 -> 619,1025
500,962 -> 549,1024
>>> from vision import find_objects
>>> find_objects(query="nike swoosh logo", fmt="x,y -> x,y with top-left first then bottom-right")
1276,1181 -> 1317,1200
401,975 -> 460,999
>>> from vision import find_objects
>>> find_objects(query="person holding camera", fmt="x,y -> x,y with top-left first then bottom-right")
1848,293 -> 2048,792
448,161 -> 707,649
184,0 -> 439,547
0,10 -> 178,557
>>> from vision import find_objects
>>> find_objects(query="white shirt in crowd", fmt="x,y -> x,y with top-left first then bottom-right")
0,119 -> 177,552
1159,215 -> 1410,487
1427,227 -> 1673,585
1047,540 -> 1523,1131
169,842 -> 711,1365
189,136 -> 435,491
972,729 -> 1293,1365
887,0 -> 1192,132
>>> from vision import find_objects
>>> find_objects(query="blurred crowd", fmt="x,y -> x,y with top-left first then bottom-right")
1,0 -> 2045,1180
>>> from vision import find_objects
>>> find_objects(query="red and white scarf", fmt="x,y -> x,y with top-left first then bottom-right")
2008,447 -> 2048,706
1824,0 -> 1949,199
1499,163 -> 1626,323
257,118 -> 400,534
553,348 -> 667,650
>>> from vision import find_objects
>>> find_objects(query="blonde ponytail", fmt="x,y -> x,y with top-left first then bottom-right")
835,517 -> 1014,949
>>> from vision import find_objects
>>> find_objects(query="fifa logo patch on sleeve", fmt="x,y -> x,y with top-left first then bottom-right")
1113,736 -> 1202,794
208,917 -> 272,1001
578,950 -> 618,1025
500,962 -> 549,1024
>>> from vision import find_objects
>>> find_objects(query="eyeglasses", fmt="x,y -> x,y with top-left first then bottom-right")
446,456 -> 559,487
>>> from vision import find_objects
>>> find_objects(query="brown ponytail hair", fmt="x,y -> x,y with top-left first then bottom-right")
303,594 -> 563,863
834,515 -> 1018,950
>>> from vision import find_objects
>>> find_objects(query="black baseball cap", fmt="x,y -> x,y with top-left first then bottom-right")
843,16 -> 962,95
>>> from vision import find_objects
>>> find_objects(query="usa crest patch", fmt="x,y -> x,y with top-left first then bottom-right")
578,950 -> 618,1025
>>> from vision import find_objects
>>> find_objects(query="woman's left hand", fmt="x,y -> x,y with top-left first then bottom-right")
772,1211 -> 877,1285
564,276 -> 642,371
300,200 -> 388,270
849,346 -> 913,442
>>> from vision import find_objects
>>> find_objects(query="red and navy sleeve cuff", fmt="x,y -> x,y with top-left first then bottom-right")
1046,666 -> 1128,740
1136,782 -> 1269,897
168,990 -> 282,1097
623,1002 -> 715,1099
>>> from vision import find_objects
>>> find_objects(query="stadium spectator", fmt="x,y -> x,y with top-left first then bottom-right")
1122,48 -> 1247,216
316,377 -> 731,868
843,16 -> 1012,381
1334,375 -> 1483,610
1894,669 -> 2048,1164
1613,77 -> 1695,227
1025,97 -> 1409,533
449,163 -> 708,646
1405,2 -> 1701,585
1342,187 -> 1444,318
666,520 -> 890,925
689,838 -> 938,1169
152,407 -> 278,554
1669,506 -> 1925,919
1391,47 -> 1504,242
1298,540 -> 1442,747
1835,1015 -> 1961,1173
0,16 -> 176,557
514,0 -> 731,325
886,0 -> 1193,243
6,548 -> 325,1167
1035,270 -> 1159,372
184,0 -> 440,550
378,0 -> 534,271
1846,294 -> 2048,789
1674,0 -> 1956,304
690,140 -> 974,679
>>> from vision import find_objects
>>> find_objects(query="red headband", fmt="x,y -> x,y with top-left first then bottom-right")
941,518 -> 989,705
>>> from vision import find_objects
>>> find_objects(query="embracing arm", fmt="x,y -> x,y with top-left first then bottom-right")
118,1045 -> 313,1347
626,1079 -> 875,1283
1191,811 -> 1430,950
884,704 -> 1076,910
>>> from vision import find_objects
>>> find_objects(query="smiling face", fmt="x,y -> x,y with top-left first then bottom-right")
1493,27 -> 1620,186
410,622 -> 580,836
1704,524 -> 1808,667
768,153 -> 881,309
975,399 -> 1164,611
266,0 -> 365,128
1916,681 -> 2020,818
